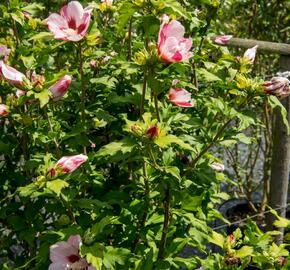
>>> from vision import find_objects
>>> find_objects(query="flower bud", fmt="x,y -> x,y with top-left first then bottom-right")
55,154 -> 88,174
210,162 -> 225,172
213,35 -> 233,45
243,45 -> 258,64
0,60 -> 26,85
0,104 -> 9,117
49,75 -> 72,101
146,125 -> 159,139
0,45 -> 11,62
263,77 -> 290,99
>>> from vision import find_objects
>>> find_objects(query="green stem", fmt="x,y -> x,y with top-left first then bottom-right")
158,186 -> 170,260
140,70 -> 147,118
153,91 -> 160,122
60,193 -> 76,224
78,43 -> 87,154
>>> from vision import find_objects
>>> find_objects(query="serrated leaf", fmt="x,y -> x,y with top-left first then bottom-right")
268,95 -> 290,134
235,246 -> 253,258
46,179 -> 68,196
116,2 -> 138,32
155,134 -> 193,150
96,138 -> 136,159
103,247 -> 130,269
197,68 -> 222,82
29,32 -> 53,41
163,166 -> 181,181
273,217 -> 290,228
34,89 -> 51,107
80,243 -> 104,270
209,231 -> 225,248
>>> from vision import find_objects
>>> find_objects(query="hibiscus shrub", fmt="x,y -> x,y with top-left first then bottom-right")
0,0 -> 289,269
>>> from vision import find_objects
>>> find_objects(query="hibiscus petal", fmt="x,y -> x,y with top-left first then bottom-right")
47,13 -> 68,31
0,61 -> 25,84
162,20 -> 185,39
67,235 -> 82,250
48,262 -> 70,270
77,10 -> 92,36
50,241 -> 78,263
159,36 -> 178,62
66,1 -> 84,29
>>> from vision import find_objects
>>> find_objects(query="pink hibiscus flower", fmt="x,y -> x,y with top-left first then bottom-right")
49,235 -> 95,270
46,1 -> 93,42
158,16 -> 192,63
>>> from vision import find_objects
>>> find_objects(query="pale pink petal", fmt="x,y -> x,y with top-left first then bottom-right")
49,75 -> 72,100
162,20 -> 185,40
214,35 -> 233,45
159,36 -> 179,62
0,104 -> 9,116
56,154 -> 88,173
243,45 -> 258,64
169,88 -> 194,107
88,266 -> 97,270
67,235 -> 82,250
48,262 -> 70,270
0,45 -> 11,62
66,1 -> 84,28
47,13 -> 68,32
0,61 -> 25,84
211,162 -> 225,172
77,10 -> 92,36
50,241 -> 78,263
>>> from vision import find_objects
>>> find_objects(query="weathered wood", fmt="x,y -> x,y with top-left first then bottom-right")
216,37 -> 290,55
266,55 -> 290,244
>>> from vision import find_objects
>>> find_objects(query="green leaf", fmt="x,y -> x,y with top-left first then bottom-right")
197,68 -> 222,82
103,247 -> 130,269
34,89 -> 51,108
209,231 -> 225,248
155,134 -> 193,150
235,246 -> 253,258
46,179 -> 68,196
116,2 -> 138,32
80,243 -> 104,270
28,32 -> 53,41
84,216 -> 120,244
273,217 -> 290,228
181,195 -> 202,211
163,166 -> 181,181
268,95 -> 290,134
96,138 -> 136,159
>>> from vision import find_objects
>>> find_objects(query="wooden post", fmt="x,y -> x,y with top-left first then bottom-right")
266,55 -> 290,244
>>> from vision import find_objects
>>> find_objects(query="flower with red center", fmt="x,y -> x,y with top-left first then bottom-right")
214,35 -> 233,45
49,75 -> 72,101
0,61 -> 26,85
243,45 -> 258,64
146,125 -> 159,139
0,45 -> 11,62
210,162 -> 225,172
168,87 -> 194,107
158,17 -> 192,63
263,77 -> 290,99
46,1 -> 93,42
0,104 -> 9,117
55,154 -> 88,174
49,235 -> 95,270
